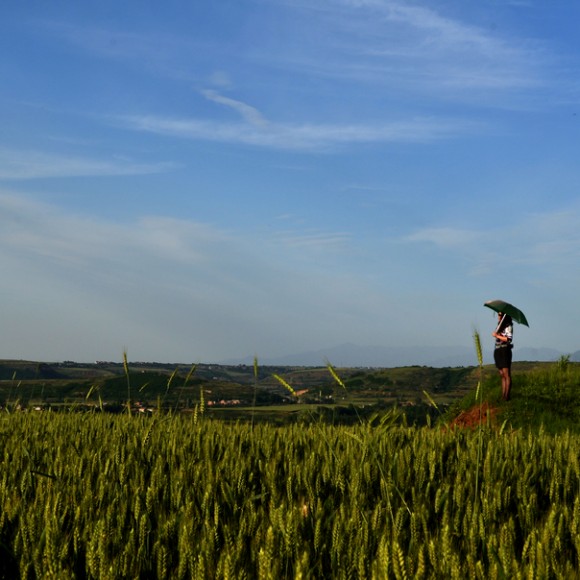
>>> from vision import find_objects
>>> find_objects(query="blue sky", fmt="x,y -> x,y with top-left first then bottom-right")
1,1 -> 580,364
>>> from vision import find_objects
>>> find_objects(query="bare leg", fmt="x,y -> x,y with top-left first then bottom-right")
499,368 -> 511,401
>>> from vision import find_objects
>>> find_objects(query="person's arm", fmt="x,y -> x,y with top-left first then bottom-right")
492,330 -> 509,342
493,325 -> 513,343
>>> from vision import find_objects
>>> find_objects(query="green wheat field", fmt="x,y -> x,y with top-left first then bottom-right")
1,349 -> 580,578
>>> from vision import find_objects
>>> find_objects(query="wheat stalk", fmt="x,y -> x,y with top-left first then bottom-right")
123,348 -> 131,414
272,374 -> 296,397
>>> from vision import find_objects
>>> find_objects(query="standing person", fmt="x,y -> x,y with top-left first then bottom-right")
492,312 -> 513,401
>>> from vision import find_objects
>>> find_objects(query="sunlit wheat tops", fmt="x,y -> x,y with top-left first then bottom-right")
473,329 -> 484,368
472,329 -> 484,505
166,367 -> 178,394
272,374 -> 296,396
326,361 -> 346,389
123,348 -> 130,375
1,413 -> 580,578
3,352 -> 580,578
183,364 -> 197,387
123,348 -> 131,410
251,355 -> 259,429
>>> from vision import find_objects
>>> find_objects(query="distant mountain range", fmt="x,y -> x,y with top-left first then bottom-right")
222,343 -> 579,368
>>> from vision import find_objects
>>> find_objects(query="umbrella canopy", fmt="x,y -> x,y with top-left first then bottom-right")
484,300 -> 529,327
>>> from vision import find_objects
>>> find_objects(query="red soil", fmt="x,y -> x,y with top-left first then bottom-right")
449,402 -> 499,430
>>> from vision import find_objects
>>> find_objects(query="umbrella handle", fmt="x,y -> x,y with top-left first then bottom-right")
494,313 -> 506,334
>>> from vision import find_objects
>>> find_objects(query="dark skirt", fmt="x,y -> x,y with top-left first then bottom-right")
494,345 -> 512,369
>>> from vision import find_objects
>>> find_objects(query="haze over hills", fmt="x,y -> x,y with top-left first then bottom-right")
223,343 -> 574,368
0,345 -> 575,369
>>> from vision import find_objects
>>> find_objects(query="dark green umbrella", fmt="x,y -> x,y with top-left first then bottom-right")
484,299 -> 529,327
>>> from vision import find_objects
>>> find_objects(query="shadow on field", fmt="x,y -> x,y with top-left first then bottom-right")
0,539 -> 19,578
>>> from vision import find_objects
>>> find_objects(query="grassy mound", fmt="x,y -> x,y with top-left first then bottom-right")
443,356 -> 580,434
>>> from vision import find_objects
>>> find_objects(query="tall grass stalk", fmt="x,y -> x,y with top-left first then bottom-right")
326,361 -> 346,390
272,374 -> 296,397
174,364 -> 197,413
422,389 -> 443,428
123,349 -> 131,414
326,360 -> 355,427
251,355 -> 259,430
165,367 -> 178,395
6,371 -> 19,412
473,329 -> 484,505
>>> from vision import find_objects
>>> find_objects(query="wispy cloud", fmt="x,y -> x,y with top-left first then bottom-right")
405,227 -> 483,248
208,70 -> 233,89
274,229 -> 352,250
0,193 -> 355,270
42,0 -> 550,109
260,0 -> 548,103
358,0 -> 519,62
116,110 -> 479,151
404,205 -> 580,277
201,89 -> 268,126
0,148 -> 175,180
0,194 -> 231,271
0,192 -> 390,360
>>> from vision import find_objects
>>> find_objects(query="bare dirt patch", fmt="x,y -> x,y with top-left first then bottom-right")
449,402 -> 499,430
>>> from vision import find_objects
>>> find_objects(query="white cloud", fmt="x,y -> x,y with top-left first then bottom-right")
43,0 -> 550,110
274,230 -> 352,250
117,112 -> 478,151
0,195 -> 240,280
0,193 -> 383,361
404,205 -> 580,278
265,0 -> 547,104
208,71 -> 233,88
2,193 -> 579,360
405,227 -> 483,248
0,148 -> 175,180
201,90 -> 268,126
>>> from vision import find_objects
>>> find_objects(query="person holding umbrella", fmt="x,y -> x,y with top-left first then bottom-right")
492,312 -> 513,401
484,300 -> 529,402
